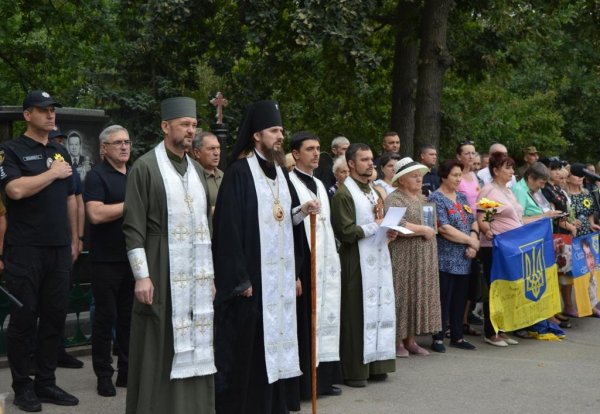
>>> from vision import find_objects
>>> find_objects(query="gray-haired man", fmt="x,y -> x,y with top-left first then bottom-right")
191,131 -> 223,214
84,125 -> 133,397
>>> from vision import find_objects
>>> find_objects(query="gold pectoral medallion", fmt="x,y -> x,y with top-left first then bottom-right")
273,200 -> 285,222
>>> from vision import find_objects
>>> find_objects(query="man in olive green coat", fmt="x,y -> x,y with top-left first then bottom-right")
331,143 -> 397,388
123,97 -> 216,414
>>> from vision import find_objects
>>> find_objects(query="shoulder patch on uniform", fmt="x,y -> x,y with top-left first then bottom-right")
0,150 -> 4,165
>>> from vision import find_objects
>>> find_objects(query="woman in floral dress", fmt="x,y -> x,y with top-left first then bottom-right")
384,157 -> 441,357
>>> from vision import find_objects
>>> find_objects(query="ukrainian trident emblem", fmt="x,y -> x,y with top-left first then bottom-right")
520,240 -> 546,302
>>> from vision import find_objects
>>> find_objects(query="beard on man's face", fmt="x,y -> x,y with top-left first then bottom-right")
264,147 -> 286,166
173,135 -> 192,151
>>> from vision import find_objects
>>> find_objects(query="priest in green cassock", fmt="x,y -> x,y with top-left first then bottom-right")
123,97 -> 216,414
331,143 -> 397,388
212,100 -> 320,414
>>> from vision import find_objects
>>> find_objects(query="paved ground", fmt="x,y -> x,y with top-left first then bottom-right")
1,316 -> 599,413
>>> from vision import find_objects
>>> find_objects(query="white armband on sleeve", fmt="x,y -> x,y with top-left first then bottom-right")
127,248 -> 150,280
360,222 -> 379,238
292,206 -> 308,226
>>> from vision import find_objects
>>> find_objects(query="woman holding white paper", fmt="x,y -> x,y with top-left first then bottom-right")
384,157 -> 441,358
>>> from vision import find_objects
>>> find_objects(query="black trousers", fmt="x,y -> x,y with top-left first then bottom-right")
433,271 -> 470,342
91,261 -> 134,379
4,245 -> 71,393
467,259 -> 483,303
479,247 -> 496,338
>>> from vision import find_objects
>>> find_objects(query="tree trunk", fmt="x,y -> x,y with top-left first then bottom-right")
414,0 -> 454,154
390,0 -> 421,158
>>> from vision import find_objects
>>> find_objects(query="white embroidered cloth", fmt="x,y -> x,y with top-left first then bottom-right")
344,178 -> 396,363
290,171 -> 341,363
247,154 -> 301,383
155,141 -> 216,379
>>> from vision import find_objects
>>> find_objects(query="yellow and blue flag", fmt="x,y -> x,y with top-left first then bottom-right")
490,219 -> 561,332
570,232 -> 600,317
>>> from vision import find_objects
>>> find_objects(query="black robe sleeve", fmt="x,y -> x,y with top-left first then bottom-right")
212,160 -> 256,304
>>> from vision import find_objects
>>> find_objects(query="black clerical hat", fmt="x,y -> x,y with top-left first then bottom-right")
228,100 -> 282,166
290,131 -> 319,151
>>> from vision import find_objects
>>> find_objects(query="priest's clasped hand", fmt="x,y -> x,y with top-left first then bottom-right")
301,199 -> 321,215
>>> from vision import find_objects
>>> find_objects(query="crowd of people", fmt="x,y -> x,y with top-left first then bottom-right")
1,90 -> 599,414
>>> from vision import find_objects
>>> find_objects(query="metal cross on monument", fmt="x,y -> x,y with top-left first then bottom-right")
210,92 -> 228,125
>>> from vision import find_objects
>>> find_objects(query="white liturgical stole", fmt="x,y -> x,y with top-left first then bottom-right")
152,142 -> 215,378
344,178 -> 396,363
290,171 -> 341,364
247,153 -> 301,384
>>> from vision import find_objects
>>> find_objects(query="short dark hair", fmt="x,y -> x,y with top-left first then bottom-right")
419,144 -> 436,155
488,151 -> 515,178
290,131 -> 319,152
378,152 -> 401,170
67,132 -> 82,144
345,143 -> 371,164
383,131 -> 399,141
438,159 -> 464,180
523,162 -> 550,181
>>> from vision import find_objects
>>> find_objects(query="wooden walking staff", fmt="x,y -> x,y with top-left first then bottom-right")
310,213 -> 318,414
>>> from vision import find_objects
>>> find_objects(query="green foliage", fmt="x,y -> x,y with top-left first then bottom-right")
442,73 -> 566,159
1,0 -> 599,165
447,0 -> 600,163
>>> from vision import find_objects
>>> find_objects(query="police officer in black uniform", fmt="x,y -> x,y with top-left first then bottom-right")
0,90 -> 79,412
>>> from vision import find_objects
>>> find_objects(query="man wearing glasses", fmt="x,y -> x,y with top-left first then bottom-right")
83,125 -> 133,397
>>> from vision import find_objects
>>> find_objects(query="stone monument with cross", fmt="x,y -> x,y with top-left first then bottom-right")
210,91 -> 230,170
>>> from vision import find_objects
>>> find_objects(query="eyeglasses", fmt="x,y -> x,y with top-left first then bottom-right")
459,140 -> 475,146
104,140 -> 132,147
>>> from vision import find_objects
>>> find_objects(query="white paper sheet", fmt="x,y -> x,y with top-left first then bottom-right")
373,206 -> 413,244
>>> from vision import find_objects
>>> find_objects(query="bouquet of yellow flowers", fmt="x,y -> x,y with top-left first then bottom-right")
476,197 -> 502,223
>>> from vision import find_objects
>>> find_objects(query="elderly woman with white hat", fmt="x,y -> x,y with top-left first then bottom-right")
384,157 -> 442,358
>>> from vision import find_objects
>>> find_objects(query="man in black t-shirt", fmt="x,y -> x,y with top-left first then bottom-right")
0,90 -> 79,412
83,124 -> 133,397
420,144 -> 440,196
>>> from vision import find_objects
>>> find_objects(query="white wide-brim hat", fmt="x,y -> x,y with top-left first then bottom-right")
391,157 -> 429,185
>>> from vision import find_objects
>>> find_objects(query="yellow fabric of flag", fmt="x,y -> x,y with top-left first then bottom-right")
489,219 -> 561,332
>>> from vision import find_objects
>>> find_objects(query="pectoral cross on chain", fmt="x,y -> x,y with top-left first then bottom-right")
184,194 -> 194,212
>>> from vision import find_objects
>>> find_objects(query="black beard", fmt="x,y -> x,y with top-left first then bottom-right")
264,147 -> 286,166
